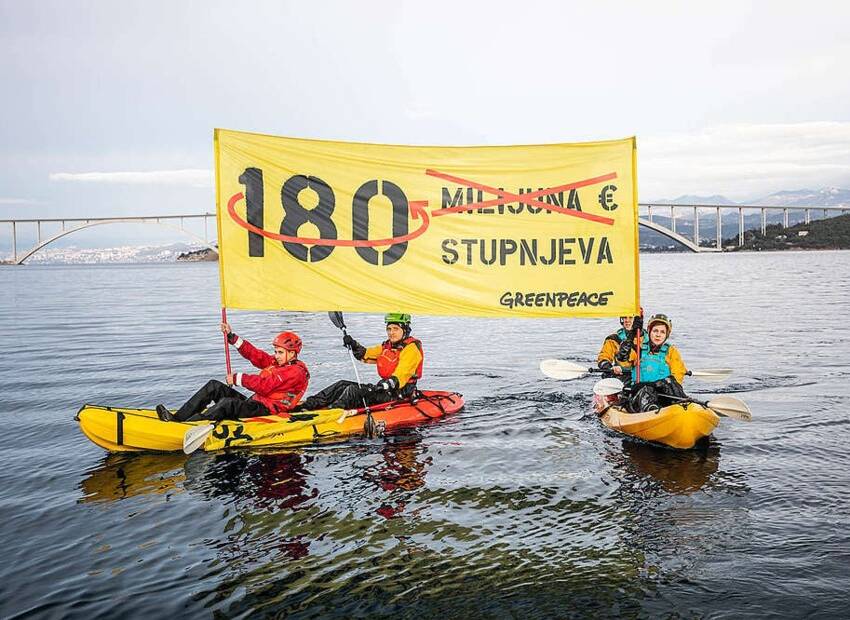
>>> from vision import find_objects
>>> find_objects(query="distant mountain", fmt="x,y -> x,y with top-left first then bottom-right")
745,187 -> 850,207
646,187 -> 850,208
648,194 -> 737,206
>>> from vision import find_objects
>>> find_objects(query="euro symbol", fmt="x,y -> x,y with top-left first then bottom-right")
598,184 -> 618,211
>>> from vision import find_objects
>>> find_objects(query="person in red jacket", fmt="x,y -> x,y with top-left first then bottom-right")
155,321 -> 310,422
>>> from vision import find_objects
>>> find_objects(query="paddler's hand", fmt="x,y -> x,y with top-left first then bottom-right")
343,335 -> 367,360
221,322 -> 238,344
375,377 -> 398,393
225,373 -> 236,386
612,366 -> 623,376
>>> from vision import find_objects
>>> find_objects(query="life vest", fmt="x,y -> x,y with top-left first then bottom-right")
376,337 -> 423,384
631,338 -> 671,383
605,328 -> 629,344
259,359 -> 310,412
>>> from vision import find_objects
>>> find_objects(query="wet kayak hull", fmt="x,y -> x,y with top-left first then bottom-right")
76,390 -> 464,453
595,398 -> 720,449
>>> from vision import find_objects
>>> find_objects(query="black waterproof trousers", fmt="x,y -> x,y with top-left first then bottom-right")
626,378 -> 687,413
173,379 -> 269,422
297,380 -> 398,411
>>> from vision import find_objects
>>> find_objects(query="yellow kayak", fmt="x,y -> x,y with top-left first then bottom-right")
596,401 -> 720,449
76,390 -> 464,453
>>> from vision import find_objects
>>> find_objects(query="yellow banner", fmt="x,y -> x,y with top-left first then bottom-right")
214,129 -> 639,318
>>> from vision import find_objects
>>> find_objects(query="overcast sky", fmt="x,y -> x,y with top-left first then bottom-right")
1,0 -> 849,246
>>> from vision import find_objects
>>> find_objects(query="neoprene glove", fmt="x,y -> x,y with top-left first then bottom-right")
342,334 -> 366,360
615,340 -> 632,362
632,315 -> 643,332
375,377 -> 398,392
598,360 -> 613,371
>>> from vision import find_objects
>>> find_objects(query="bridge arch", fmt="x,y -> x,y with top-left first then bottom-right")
638,218 -> 716,253
14,218 -> 218,264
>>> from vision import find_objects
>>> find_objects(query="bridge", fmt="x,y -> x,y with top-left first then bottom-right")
1,213 -> 217,264
2,203 -> 850,263
640,202 -> 850,252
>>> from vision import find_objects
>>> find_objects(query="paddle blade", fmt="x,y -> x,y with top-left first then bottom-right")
540,359 -> 589,380
328,311 -> 346,331
706,395 -> 752,422
593,377 -> 624,396
689,368 -> 733,383
336,408 -> 357,424
183,423 -> 215,454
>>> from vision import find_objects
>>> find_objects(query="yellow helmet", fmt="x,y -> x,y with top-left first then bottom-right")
647,313 -> 672,334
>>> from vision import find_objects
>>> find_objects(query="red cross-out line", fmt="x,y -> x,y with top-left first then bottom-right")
426,169 -> 617,225
226,192 -> 431,246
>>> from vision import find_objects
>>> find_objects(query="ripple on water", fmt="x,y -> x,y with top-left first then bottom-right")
3,256 -> 850,617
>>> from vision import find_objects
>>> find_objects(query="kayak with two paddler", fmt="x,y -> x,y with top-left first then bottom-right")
76,390 -> 464,453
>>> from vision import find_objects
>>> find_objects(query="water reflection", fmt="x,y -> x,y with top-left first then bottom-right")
184,450 -> 319,511
619,440 -> 721,495
78,453 -> 186,503
362,434 -> 432,519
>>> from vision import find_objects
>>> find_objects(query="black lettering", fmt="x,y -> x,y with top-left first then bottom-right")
597,237 -> 613,264
480,239 -> 497,265
578,237 -> 594,263
352,179 -> 409,266
499,292 -> 514,308
239,167 -> 265,257
441,239 -> 458,264
281,175 -> 337,262
460,239 -> 476,264
520,239 -> 537,265
559,238 -> 576,265
499,239 -> 517,265
545,192 -> 563,208
540,237 -> 557,265
442,187 -> 464,209
525,188 -> 541,214
567,189 -> 582,211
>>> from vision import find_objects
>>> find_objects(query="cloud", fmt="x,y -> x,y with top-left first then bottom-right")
640,122 -> 850,200
49,169 -> 213,188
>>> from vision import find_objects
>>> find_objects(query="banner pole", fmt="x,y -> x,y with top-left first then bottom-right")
221,306 -> 232,374
213,129 -> 231,374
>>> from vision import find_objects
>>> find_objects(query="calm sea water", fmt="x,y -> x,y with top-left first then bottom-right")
1,252 -> 849,619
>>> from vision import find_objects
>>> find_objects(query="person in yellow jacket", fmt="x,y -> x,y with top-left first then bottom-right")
596,310 -> 643,381
622,313 -> 688,412
296,313 -> 424,411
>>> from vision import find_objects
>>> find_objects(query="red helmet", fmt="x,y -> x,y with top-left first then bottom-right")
272,331 -> 302,353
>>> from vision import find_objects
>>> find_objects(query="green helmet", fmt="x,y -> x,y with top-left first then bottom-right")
384,312 -> 411,325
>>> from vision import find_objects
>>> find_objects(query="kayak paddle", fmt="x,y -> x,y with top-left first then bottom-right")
328,311 -> 379,438
540,359 -> 733,383
664,394 -> 752,422
685,369 -> 733,382
183,422 -> 215,454
593,377 -> 624,396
